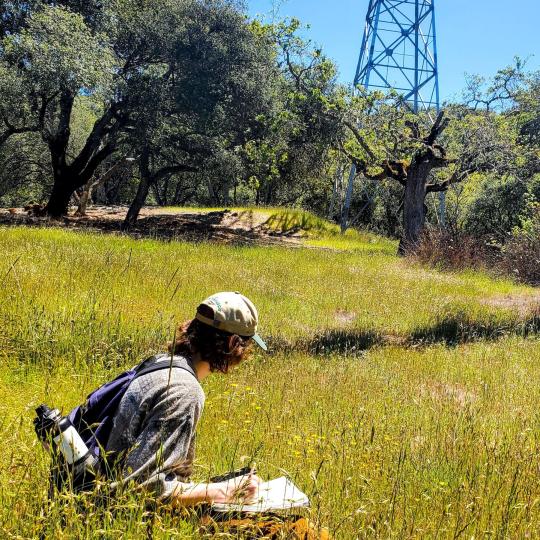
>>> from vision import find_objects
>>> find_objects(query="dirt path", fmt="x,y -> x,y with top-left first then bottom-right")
481,293 -> 540,316
0,206 -> 305,247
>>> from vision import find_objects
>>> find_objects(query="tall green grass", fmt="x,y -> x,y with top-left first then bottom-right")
0,227 -> 534,365
2,226 -> 540,538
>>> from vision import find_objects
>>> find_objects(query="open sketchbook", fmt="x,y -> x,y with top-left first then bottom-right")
212,476 -> 310,513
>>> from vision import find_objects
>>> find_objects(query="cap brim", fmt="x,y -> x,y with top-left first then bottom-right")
252,333 -> 268,351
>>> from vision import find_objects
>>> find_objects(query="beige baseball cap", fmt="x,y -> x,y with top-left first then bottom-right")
195,292 -> 268,351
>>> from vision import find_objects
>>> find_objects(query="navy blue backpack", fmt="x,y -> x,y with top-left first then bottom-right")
54,354 -> 196,492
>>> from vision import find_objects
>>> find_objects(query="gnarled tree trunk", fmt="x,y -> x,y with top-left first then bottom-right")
398,157 -> 432,255
44,177 -> 76,219
75,184 -> 93,217
396,113 -> 451,256
43,95 -> 119,217
45,161 -> 111,218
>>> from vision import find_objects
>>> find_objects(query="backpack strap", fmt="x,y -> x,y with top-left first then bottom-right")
134,354 -> 197,381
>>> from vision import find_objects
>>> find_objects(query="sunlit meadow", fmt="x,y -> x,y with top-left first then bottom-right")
2,220 -> 540,538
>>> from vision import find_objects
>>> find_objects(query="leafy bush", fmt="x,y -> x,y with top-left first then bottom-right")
499,200 -> 540,285
462,175 -> 527,240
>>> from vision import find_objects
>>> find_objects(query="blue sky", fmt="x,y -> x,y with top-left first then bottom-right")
247,0 -> 540,103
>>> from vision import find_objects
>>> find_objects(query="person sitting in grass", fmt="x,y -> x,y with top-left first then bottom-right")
105,291 -> 267,505
42,291 -> 327,538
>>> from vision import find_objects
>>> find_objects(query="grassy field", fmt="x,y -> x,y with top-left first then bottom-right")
2,217 -> 540,538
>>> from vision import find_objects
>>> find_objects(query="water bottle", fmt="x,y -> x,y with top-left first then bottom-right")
34,404 -> 97,480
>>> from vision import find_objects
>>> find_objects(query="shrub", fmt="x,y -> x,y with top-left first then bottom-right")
499,201 -> 540,285
415,204 -> 540,287
412,227 -> 498,271
462,175 -> 527,240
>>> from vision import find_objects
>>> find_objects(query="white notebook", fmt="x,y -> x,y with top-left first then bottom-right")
212,476 -> 310,513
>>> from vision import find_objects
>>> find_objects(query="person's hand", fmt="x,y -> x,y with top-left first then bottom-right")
212,472 -> 262,504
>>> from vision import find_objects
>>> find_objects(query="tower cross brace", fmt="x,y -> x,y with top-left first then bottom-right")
355,0 -> 440,114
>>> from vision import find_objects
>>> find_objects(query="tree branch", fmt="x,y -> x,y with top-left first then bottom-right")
426,169 -> 471,193
77,143 -> 115,186
69,104 -> 121,175
425,111 -> 449,146
342,119 -> 377,161
152,163 -> 198,183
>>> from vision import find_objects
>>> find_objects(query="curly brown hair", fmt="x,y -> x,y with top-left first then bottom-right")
168,305 -> 253,373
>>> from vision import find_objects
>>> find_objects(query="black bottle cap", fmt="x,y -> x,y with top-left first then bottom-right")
36,404 -> 51,416
34,404 -> 61,440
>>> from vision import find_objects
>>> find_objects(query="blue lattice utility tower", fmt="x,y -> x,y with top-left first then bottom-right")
355,0 -> 440,113
341,0 -> 443,231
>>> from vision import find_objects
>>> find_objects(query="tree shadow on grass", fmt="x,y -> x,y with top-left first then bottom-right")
0,208 -> 303,247
408,310 -> 540,346
307,329 -> 382,355
289,330 -> 382,356
268,311 -> 540,357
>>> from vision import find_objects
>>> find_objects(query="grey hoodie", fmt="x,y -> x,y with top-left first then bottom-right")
105,354 -> 205,500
